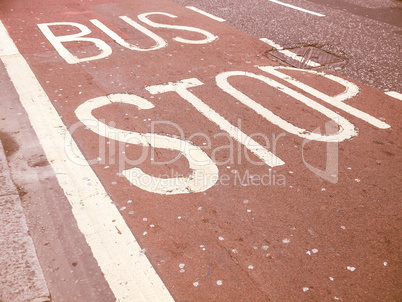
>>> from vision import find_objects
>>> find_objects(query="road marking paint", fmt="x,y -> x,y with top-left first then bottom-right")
74,94 -> 219,195
266,0 -> 325,17
39,15 -> 218,64
385,91 -> 402,101
260,38 -> 283,50
0,24 -> 19,55
91,17 -> 167,51
38,22 -> 113,64
186,6 -> 226,22
260,38 -> 321,68
146,78 -> 285,167
0,20 -> 174,302
217,70 -> 358,142
138,12 -> 218,44
261,66 -> 391,129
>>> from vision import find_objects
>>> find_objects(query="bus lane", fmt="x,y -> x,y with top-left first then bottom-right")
1,0 -> 401,300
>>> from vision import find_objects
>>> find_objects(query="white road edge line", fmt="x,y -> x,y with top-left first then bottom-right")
266,0 -> 325,17
186,6 -> 226,22
385,91 -> 402,101
0,20 -> 174,302
260,38 -> 321,68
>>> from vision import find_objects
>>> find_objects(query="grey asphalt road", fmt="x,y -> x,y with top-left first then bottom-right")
172,0 -> 402,93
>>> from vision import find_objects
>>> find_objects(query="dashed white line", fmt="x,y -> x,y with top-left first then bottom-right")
260,38 -> 283,50
385,91 -> 402,101
186,6 -> 226,22
267,0 -> 325,17
0,20 -> 174,302
260,38 -> 321,68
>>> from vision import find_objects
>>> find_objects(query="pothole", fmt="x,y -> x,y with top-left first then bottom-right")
266,45 -> 348,69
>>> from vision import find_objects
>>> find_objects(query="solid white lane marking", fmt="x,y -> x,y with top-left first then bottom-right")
266,0 -> 325,17
0,20 -> 174,302
0,25 -> 19,55
260,38 -> 320,68
186,6 -> 226,22
385,91 -> 402,101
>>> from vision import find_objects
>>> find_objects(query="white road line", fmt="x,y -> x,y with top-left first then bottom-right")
260,38 -> 283,50
266,0 -> 325,17
385,91 -> 402,101
260,38 -> 321,68
186,6 -> 226,22
0,20 -> 174,302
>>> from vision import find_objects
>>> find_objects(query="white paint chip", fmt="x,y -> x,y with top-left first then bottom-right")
219,236 -> 224,241
347,266 -> 356,271
282,238 -> 290,244
248,265 -> 254,270
217,280 -> 223,286
303,287 -> 309,292
193,281 -> 199,287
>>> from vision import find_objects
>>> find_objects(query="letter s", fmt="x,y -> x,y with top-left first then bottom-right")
75,94 -> 218,195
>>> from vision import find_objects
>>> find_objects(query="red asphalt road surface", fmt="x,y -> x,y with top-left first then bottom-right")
1,0 -> 401,300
